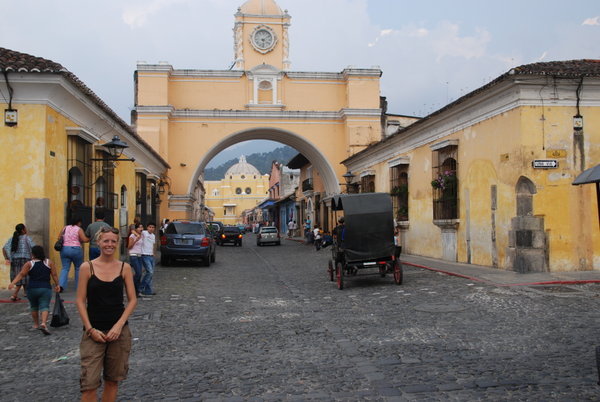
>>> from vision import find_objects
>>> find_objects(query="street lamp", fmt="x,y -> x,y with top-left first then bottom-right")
342,171 -> 359,193
92,135 -> 135,162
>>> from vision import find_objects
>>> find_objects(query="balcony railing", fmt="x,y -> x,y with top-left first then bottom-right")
302,178 -> 313,192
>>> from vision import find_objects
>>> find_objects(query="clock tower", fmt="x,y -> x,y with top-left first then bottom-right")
233,0 -> 291,70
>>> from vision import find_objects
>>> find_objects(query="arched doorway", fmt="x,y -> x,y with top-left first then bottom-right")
507,176 -> 548,272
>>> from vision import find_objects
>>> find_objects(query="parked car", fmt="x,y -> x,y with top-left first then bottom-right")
256,226 -> 281,246
160,221 -> 216,266
220,226 -> 243,246
207,221 -> 224,241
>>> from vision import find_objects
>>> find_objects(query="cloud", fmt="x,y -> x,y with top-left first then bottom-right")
582,16 -> 599,26
122,0 -> 187,28
430,22 -> 491,62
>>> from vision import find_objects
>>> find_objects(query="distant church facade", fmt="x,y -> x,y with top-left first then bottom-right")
204,156 -> 269,225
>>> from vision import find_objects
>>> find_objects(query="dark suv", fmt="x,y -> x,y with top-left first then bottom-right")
160,221 -> 216,266
220,226 -> 243,246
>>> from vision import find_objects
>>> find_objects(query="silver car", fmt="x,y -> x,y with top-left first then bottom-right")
256,226 -> 281,246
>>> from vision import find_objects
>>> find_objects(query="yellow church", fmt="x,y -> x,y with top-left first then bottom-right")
204,156 -> 269,225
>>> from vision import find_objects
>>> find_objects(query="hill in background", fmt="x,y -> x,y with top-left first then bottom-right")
204,145 -> 298,180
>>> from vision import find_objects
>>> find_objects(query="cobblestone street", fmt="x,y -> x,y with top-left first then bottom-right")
1,236 -> 600,400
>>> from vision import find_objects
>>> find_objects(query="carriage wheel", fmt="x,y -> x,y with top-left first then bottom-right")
336,262 -> 344,290
393,259 -> 403,285
328,260 -> 334,282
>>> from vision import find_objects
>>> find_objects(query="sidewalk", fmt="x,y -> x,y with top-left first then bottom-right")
285,236 -> 600,287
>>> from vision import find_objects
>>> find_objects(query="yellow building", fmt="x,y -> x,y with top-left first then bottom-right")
134,0 -> 384,222
0,47 -> 169,286
204,156 -> 269,224
343,60 -> 600,273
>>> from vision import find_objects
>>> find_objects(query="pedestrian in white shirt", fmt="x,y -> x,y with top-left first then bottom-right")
139,223 -> 156,296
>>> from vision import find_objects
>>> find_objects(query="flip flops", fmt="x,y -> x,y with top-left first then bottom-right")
39,325 -> 51,335
9,296 -> 21,302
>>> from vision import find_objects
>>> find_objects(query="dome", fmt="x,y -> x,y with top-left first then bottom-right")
239,0 -> 283,15
225,155 -> 261,177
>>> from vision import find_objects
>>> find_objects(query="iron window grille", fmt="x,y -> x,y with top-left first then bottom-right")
432,146 -> 459,220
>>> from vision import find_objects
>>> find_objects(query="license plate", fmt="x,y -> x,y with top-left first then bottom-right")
174,239 -> 193,245
363,262 -> 376,266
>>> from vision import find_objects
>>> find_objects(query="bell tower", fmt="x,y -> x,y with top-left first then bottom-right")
233,0 -> 291,70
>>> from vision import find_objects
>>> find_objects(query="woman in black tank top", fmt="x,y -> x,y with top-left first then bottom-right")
76,226 -> 137,401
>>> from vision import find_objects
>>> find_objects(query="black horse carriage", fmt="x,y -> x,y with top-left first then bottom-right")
327,193 -> 402,289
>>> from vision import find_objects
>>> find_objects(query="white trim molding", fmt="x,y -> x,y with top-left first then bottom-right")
388,156 -> 410,167
430,139 -> 459,151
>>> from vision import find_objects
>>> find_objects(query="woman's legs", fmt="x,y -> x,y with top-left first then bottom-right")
59,247 -> 83,290
129,256 -> 142,295
59,249 -> 72,289
102,381 -> 119,402
72,248 -> 84,291
31,310 -> 39,328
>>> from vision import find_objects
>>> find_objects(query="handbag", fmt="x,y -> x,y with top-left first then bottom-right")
50,292 -> 70,328
54,227 -> 65,251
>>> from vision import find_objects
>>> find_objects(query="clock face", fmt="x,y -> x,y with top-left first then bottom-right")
251,26 -> 277,53
254,29 -> 273,49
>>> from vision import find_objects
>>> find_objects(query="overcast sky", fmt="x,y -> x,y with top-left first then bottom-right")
1,0 -> 599,164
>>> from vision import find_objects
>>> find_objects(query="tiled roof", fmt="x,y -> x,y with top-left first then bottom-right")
342,59 -> 600,164
0,47 -> 169,168
510,59 -> 600,77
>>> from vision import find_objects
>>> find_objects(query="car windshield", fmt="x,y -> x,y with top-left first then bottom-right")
224,227 -> 240,233
167,222 -> 205,235
260,227 -> 277,233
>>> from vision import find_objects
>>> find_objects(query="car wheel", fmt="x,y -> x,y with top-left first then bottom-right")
210,249 -> 216,263
161,255 -> 170,266
203,256 -> 211,267
238,241 -> 242,247
276,241 -> 281,246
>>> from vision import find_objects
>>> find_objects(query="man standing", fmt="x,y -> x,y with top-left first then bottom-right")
287,218 -> 293,238
85,210 -> 110,260
140,222 -> 156,296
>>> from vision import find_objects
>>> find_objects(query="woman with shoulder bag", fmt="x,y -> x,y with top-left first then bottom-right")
2,223 -> 35,301
76,226 -> 137,401
58,217 -> 89,292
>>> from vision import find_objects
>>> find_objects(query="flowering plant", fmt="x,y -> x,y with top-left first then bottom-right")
431,170 -> 456,190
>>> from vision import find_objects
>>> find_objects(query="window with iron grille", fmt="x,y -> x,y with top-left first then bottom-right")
67,136 -> 92,207
390,165 -> 409,221
94,156 -> 116,210
432,146 -> 458,220
360,175 -> 375,193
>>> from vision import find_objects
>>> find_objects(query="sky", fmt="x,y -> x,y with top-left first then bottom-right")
1,0 -> 599,165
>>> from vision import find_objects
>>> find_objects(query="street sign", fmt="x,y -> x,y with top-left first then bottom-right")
532,160 -> 558,168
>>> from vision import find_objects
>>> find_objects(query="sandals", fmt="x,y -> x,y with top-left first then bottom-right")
9,296 -> 21,302
39,325 -> 51,336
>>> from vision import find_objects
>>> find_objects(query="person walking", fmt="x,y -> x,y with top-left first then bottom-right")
8,245 -> 60,335
140,222 -> 156,296
85,210 -> 110,260
313,226 -> 322,251
287,219 -> 293,238
58,217 -> 89,292
76,226 -> 137,402
127,223 -> 144,296
3,223 -> 35,301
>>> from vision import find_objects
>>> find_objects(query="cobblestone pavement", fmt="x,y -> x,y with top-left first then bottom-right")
1,236 -> 600,401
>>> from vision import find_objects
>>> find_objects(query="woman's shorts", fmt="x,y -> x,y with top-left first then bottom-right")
27,287 -> 52,312
80,325 -> 132,392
